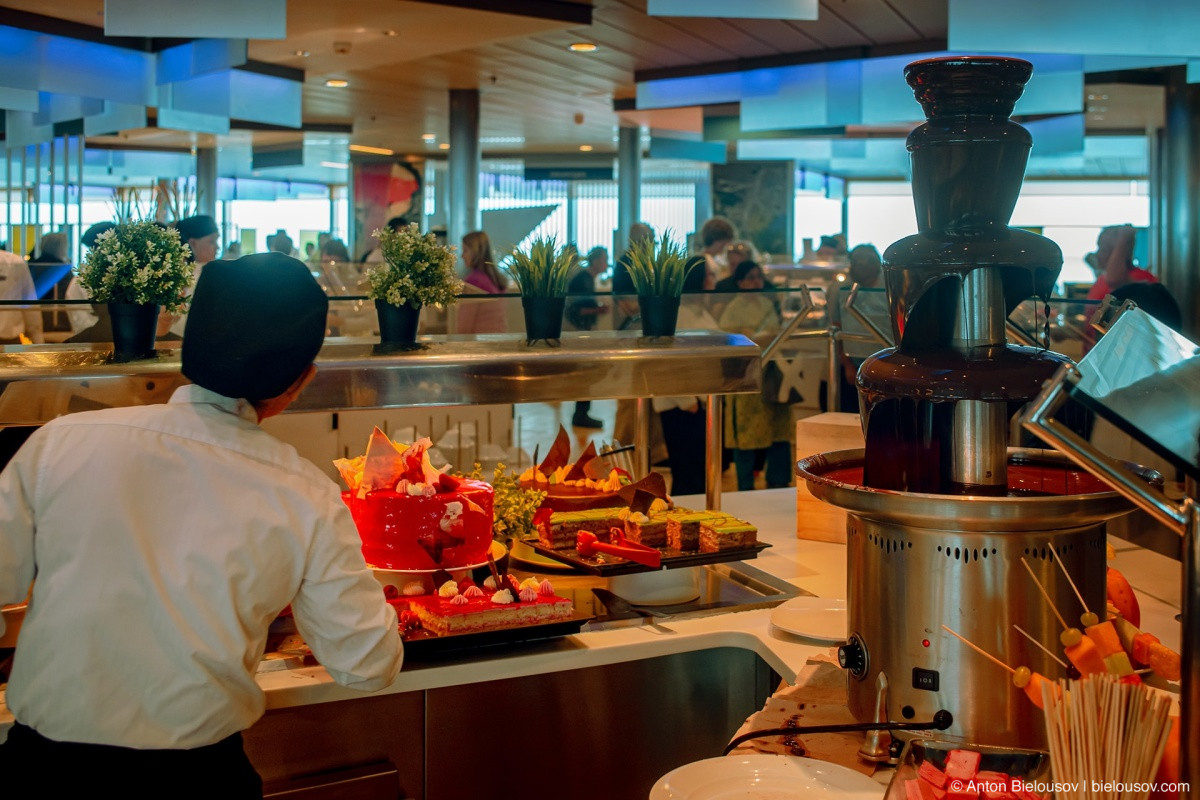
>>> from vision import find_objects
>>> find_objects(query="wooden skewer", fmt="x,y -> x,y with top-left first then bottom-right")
941,624 -> 1015,675
1013,623 -> 1069,668
1020,556 -> 1071,631
1047,544 -> 1092,616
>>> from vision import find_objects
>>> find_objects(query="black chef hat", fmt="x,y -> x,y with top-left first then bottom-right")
174,214 -> 219,243
182,253 -> 328,402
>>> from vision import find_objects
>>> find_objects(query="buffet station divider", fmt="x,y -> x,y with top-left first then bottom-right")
0,329 -> 762,513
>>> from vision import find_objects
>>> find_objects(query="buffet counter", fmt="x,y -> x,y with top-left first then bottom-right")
0,489 -> 1181,799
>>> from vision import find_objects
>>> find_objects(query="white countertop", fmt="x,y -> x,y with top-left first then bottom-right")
0,487 -> 1183,728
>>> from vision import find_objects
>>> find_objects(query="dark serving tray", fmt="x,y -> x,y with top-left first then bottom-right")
400,611 -> 593,659
518,537 -> 771,576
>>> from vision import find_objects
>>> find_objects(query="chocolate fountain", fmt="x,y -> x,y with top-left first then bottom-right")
796,57 -> 1136,751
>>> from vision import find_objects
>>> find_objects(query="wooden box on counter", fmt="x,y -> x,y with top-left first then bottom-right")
795,412 -> 863,544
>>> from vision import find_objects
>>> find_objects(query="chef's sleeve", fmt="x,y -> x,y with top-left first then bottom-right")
289,501 -> 403,691
0,431 -> 41,631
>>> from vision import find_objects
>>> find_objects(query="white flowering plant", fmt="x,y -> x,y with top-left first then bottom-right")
77,220 -> 194,312
366,223 -> 461,308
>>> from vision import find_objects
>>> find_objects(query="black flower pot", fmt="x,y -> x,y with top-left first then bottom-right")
374,300 -> 423,353
107,301 -> 159,362
521,296 -> 565,344
637,295 -> 681,338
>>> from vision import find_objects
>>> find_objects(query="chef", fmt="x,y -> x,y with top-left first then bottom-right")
0,253 -> 403,796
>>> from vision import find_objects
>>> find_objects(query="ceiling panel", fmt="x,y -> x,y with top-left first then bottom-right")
0,0 -> 1170,180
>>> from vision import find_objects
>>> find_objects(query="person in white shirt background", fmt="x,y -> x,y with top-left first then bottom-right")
166,214 -> 221,338
0,246 -> 44,345
0,253 -> 403,796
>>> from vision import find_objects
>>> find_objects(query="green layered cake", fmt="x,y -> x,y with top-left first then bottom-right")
665,510 -> 729,551
537,508 -> 622,550
698,517 -> 757,552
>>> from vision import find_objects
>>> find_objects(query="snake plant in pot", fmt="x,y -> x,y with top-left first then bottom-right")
505,236 -> 577,344
622,231 -> 704,337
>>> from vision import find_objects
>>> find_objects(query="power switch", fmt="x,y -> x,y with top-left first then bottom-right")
912,667 -> 940,692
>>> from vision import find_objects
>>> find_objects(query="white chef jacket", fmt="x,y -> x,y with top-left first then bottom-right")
0,384 -> 402,748
0,249 -> 44,343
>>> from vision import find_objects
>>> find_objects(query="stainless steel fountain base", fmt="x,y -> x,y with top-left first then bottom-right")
797,448 -> 1134,749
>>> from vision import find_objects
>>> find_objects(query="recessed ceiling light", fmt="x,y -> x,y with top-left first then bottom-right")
568,42 -> 598,53
320,161 -> 349,169
349,144 -> 395,156
294,50 -> 310,57
324,78 -> 349,88
579,145 -> 593,152
438,143 -> 450,150
421,133 -> 437,142
383,29 -> 398,36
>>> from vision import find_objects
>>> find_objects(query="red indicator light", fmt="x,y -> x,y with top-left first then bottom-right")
921,639 -> 931,648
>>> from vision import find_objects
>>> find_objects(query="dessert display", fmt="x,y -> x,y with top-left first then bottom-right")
698,517 -> 758,552
335,428 -> 495,570
536,507 -> 623,550
530,478 -> 761,574
403,576 -> 573,636
518,429 -> 629,511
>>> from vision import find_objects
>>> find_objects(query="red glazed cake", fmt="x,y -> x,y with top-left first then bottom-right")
335,429 -> 495,570
406,578 -> 573,636
343,480 -> 494,570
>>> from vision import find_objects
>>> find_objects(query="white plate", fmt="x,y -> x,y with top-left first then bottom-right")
769,597 -> 847,643
650,754 -> 883,800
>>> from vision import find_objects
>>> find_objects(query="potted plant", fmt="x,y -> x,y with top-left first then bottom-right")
505,236 -> 576,344
366,222 -> 461,351
622,230 -> 704,337
76,219 -> 194,361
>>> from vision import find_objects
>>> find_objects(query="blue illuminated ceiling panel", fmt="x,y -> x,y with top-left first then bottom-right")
950,0 -> 1200,58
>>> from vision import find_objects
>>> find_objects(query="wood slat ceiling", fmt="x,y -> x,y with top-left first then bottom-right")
0,0 -> 1166,178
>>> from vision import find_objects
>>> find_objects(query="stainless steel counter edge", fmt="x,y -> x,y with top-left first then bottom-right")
0,330 -> 762,422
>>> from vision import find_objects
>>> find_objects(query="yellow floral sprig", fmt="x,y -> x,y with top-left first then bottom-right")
459,462 -> 547,543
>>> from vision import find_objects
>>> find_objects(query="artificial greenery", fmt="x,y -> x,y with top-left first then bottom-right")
505,236 -> 576,298
623,230 -> 704,297
77,220 -> 194,312
367,223 -> 461,307
460,462 -> 547,544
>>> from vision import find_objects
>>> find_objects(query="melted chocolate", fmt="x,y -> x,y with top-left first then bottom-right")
856,57 -> 1069,495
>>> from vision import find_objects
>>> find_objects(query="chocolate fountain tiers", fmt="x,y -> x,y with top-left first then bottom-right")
796,56 -> 1137,752
859,56 -> 1069,495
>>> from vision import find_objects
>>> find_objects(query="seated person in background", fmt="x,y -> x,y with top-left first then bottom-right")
268,230 -> 294,256
320,238 -> 352,263
28,233 -> 71,299
828,244 -> 885,413
1086,225 -> 1156,301
0,254 -> 403,795
455,230 -> 508,334
847,244 -> 882,288
698,216 -> 737,286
